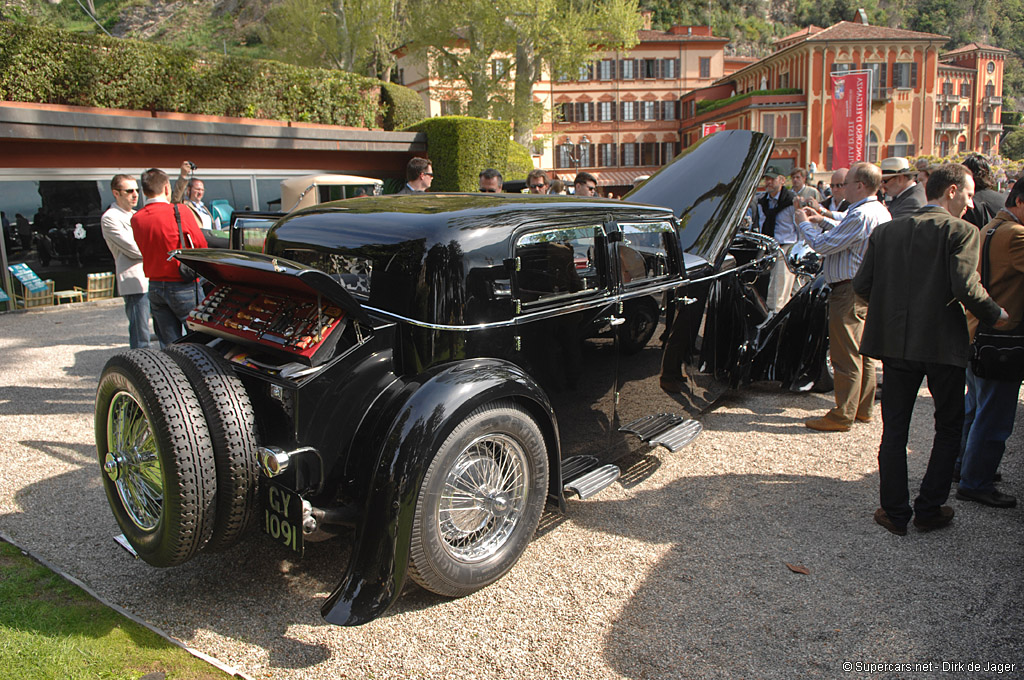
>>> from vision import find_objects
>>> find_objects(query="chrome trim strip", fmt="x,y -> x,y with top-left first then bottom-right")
361,254 -> 767,332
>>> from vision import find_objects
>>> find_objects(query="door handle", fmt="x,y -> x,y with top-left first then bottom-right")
609,316 -> 626,326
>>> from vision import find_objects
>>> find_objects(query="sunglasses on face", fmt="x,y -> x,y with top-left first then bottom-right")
480,188 -> 498,193
529,184 -> 546,189
119,188 -> 140,194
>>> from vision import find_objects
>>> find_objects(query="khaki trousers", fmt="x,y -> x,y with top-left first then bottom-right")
826,281 -> 875,426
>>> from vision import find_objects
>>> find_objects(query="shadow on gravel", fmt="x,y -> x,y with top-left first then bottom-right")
573,450 -> 1024,678
0,386 -> 98,416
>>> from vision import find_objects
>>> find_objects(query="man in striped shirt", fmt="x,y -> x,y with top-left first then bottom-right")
794,161 -> 891,432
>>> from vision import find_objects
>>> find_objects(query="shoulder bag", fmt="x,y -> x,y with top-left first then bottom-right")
174,204 -> 199,283
969,223 -> 1024,381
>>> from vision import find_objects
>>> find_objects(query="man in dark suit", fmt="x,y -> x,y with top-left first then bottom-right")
396,158 -> 433,194
854,163 -> 1009,535
957,181 -> 1024,508
879,157 -> 926,220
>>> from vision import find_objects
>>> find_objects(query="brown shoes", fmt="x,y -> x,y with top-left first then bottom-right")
874,508 -> 907,535
913,506 -> 955,531
855,414 -> 874,423
805,416 -> 851,432
874,506 -> 954,535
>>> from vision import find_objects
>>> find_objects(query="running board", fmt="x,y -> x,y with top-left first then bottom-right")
620,413 -> 703,452
563,463 -> 621,500
561,455 -> 620,499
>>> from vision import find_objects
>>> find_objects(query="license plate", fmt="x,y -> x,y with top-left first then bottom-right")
262,481 -> 304,556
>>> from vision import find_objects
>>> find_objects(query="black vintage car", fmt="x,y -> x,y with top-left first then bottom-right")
94,131 -> 831,626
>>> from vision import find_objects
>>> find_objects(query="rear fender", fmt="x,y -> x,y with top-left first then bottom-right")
320,358 -> 557,626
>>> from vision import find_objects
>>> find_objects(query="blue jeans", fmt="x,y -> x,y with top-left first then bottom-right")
149,280 -> 201,348
959,366 -> 1022,493
123,292 -> 151,349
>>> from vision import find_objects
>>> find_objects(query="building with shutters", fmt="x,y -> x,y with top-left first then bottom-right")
678,17 -> 1007,174
395,14 -> 737,193
397,12 -> 1008,190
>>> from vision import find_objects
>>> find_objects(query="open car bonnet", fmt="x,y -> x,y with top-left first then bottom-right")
173,249 -> 371,326
625,129 -> 773,267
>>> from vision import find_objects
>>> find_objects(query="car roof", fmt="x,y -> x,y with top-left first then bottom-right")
268,193 -> 676,255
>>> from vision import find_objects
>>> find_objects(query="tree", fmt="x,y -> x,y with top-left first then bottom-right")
1001,129 -> 1024,160
403,0 -> 510,118
263,0 -> 405,80
405,0 -> 642,144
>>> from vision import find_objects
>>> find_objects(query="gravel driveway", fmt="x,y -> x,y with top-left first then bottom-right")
1,302 -> 1021,679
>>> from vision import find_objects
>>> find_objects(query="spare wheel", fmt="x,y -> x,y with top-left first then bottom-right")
165,343 -> 261,551
95,350 -> 216,567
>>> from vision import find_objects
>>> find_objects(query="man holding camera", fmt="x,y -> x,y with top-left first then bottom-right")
173,161 -> 221,231
794,161 -> 891,432
131,167 -> 208,348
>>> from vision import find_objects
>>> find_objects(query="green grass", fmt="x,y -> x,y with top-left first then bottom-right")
0,540 -> 232,680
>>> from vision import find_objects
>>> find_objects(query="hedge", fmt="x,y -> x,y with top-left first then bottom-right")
696,88 -> 803,116
380,81 -> 427,131
406,116 -> 533,191
0,21 -> 382,127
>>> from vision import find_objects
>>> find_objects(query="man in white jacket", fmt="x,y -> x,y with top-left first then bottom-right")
101,174 -> 150,348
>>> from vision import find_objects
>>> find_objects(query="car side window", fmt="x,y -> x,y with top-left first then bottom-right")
616,222 -> 678,286
514,224 -> 607,304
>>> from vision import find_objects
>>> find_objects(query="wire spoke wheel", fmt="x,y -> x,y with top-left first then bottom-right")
95,350 -> 215,567
437,434 -> 527,563
409,402 -> 548,597
104,391 -> 164,531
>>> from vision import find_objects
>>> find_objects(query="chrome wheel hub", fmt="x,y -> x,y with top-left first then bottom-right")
437,434 -> 529,563
105,391 -> 164,531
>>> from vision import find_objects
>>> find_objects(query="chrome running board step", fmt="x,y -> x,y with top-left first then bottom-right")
561,455 -> 621,500
620,413 -> 703,452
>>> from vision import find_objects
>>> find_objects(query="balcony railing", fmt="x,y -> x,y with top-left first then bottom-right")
984,95 -> 1003,108
937,92 -> 960,103
981,122 -> 1003,133
934,121 -> 963,132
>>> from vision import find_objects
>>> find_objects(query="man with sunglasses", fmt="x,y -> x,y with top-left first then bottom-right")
101,174 -> 150,349
880,156 -> 926,220
527,169 -> 549,194
794,161 -> 891,432
573,172 -> 598,197
397,158 -> 433,194
821,168 -> 850,216
479,168 -> 503,193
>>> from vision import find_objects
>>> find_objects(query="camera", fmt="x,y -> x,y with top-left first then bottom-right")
186,161 -> 197,172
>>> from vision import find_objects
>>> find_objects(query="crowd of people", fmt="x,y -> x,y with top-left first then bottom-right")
751,153 -> 1021,534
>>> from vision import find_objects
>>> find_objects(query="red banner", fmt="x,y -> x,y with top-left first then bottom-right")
701,122 -> 727,137
831,72 -> 870,168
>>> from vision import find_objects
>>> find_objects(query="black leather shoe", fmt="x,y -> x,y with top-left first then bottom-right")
913,506 -> 955,532
955,488 -> 1018,508
874,508 -> 907,535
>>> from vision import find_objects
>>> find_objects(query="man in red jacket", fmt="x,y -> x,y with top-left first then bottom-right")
131,168 -> 208,347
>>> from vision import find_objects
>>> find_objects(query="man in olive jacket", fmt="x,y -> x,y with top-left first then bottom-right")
853,163 -> 1009,535
957,181 -> 1024,508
